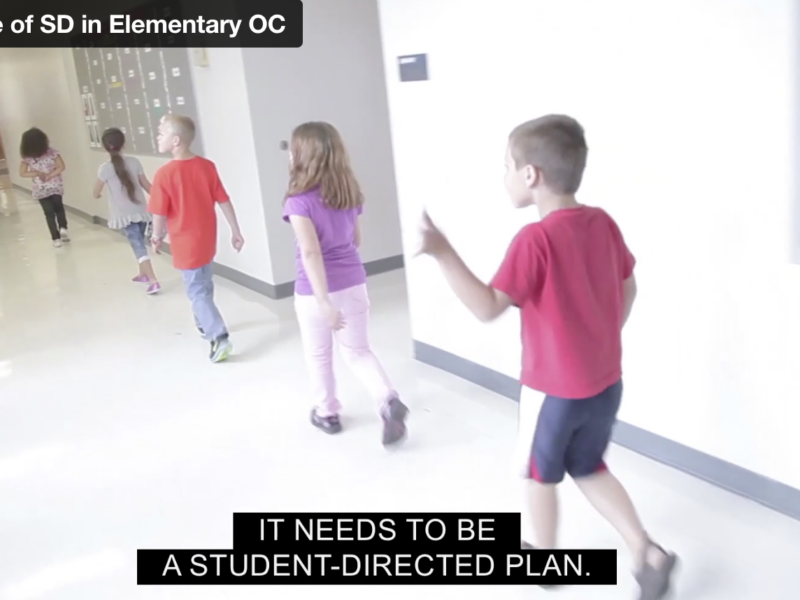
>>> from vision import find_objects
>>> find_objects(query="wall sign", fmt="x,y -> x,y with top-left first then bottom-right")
398,54 -> 429,82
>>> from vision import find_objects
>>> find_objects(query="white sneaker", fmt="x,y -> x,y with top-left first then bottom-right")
60,229 -> 70,242
53,239 -> 63,248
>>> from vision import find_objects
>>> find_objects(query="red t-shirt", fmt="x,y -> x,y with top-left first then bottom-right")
148,157 -> 230,270
491,205 -> 635,399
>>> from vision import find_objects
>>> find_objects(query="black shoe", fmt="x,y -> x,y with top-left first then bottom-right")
311,409 -> 342,434
381,398 -> 409,446
634,539 -> 678,600
522,541 -> 559,589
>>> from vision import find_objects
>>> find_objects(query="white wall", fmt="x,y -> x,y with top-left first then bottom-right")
0,49 -> 96,216
241,0 -> 402,286
0,48 -> 274,283
378,0 -> 800,490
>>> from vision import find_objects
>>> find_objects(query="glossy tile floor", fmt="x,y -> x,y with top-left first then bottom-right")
0,181 -> 799,600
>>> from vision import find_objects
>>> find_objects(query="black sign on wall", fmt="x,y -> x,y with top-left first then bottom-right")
398,54 -> 429,82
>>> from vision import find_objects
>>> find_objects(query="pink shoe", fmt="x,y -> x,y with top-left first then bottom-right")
132,274 -> 150,284
146,282 -> 161,295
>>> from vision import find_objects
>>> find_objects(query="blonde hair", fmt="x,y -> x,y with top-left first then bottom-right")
161,114 -> 196,145
285,121 -> 363,210
508,115 -> 588,195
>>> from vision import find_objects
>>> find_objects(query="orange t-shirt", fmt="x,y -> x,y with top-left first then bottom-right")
148,156 -> 230,270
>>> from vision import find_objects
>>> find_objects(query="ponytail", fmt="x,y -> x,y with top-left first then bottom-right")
101,127 -> 139,204
109,151 -> 139,204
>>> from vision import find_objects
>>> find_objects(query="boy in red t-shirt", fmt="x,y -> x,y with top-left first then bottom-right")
148,115 -> 244,363
417,115 -> 678,598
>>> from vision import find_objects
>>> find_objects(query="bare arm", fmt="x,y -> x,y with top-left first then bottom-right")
18,161 -> 42,179
289,215 -> 331,307
147,173 -> 169,249
419,212 -> 514,322
219,201 -> 242,237
92,178 -> 105,199
151,214 -> 168,240
46,155 -> 66,180
622,274 -> 637,327
138,172 -> 152,194
436,249 -> 514,322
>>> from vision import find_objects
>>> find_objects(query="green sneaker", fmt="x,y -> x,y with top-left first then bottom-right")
210,336 -> 232,363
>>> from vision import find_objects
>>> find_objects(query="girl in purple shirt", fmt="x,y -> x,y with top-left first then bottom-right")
282,121 -> 408,446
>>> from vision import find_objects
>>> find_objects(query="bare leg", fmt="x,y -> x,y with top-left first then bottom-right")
525,480 -> 559,548
139,258 -> 158,282
574,471 -> 666,568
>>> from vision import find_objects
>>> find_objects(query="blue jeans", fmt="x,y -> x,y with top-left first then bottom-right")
181,264 -> 228,341
123,222 -> 149,262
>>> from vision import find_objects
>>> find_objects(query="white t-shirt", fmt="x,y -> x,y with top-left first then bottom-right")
98,155 -> 151,229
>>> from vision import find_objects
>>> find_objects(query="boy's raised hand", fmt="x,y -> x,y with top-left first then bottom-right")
416,210 -> 452,258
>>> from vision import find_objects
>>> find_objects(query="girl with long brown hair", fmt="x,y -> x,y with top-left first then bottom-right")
283,121 -> 408,446
92,128 -> 160,294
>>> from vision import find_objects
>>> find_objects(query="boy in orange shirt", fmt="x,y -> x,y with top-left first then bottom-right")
148,114 -> 244,363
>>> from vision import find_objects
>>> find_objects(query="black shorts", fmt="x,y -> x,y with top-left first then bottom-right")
517,380 -> 622,484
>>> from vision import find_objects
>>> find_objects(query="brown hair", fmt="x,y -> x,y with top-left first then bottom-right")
161,114 -> 196,145
20,127 -> 49,159
101,128 -> 139,204
285,121 -> 363,210
508,115 -> 588,195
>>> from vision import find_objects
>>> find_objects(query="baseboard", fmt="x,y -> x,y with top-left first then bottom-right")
65,203 -> 99,224
212,254 -> 406,300
12,184 -> 404,300
213,262 -> 295,299
365,254 -> 405,277
413,340 -> 800,522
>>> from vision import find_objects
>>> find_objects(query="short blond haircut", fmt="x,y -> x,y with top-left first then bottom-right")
162,114 -> 196,145
508,115 -> 588,195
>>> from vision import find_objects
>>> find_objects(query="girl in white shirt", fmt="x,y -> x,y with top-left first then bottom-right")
93,127 -> 160,295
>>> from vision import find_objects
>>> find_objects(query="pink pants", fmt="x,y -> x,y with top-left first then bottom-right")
294,283 -> 397,417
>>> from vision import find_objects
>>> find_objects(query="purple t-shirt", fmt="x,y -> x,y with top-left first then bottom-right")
282,188 -> 366,296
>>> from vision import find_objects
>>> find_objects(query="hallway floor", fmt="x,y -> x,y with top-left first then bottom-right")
0,185 -> 798,600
